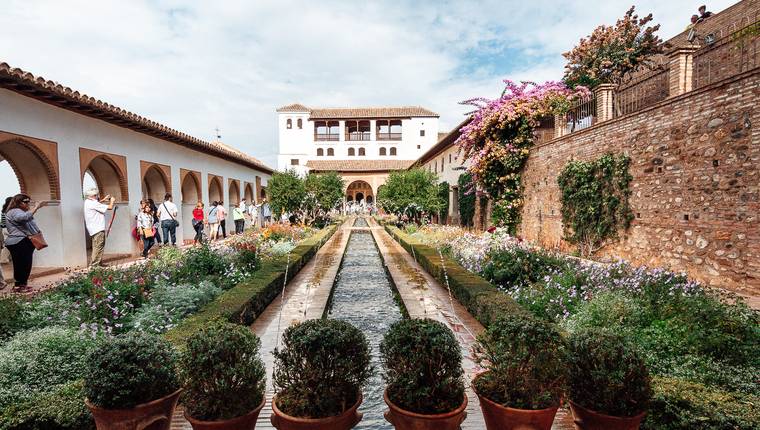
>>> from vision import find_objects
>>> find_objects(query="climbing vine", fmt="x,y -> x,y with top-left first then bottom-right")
457,173 -> 475,227
557,153 -> 634,257
437,181 -> 450,222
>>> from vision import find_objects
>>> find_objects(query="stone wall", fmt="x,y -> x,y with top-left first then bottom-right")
519,69 -> 759,294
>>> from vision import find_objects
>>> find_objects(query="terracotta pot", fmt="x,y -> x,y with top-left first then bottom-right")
476,391 -> 557,430
184,397 -> 266,430
85,389 -> 182,430
270,392 -> 363,430
383,389 -> 468,430
569,401 -> 647,430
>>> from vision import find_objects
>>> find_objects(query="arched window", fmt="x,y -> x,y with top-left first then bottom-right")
379,147 -> 386,156
348,148 -> 355,156
286,119 -> 292,129
390,147 -> 397,156
317,148 -> 324,156
327,148 -> 334,156
358,147 -> 365,156
297,118 -> 303,129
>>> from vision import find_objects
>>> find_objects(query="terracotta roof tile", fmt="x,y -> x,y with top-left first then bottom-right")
0,62 -> 273,174
276,103 -> 310,112
305,159 -> 416,172
310,106 -> 438,119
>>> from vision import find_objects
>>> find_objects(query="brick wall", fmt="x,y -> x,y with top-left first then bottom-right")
519,69 -> 760,294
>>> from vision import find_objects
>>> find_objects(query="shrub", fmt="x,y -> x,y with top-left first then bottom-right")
473,314 -> 566,409
180,321 -> 266,421
457,173 -> 475,227
0,298 -> 23,342
483,245 -> 571,288
0,380 -> 94,430
380,319 -> 464,414
273,319 -> 372,418
0,327 -> 99,408
84,332 -> 179,409
567,328 -> 651,417
180,244 -> 232,284
129,281 -> 222,334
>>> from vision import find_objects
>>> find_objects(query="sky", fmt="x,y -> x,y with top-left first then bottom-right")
0,0 -> 736,197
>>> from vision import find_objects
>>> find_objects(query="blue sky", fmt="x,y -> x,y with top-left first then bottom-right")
0,0 -> 736,196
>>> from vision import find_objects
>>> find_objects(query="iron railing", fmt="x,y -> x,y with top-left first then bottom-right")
561,96 -> 596,134
614,67 -> 670,117
693,20 -> 760,89
377,132 -> 402,141
315,133 -> 339,141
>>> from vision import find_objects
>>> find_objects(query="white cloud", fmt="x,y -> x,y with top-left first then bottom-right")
0,0 -> 737,170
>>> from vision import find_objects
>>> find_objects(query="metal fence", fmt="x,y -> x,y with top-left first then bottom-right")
693,21 -> 760,89
560,96 -> 596,135
614,67 -> 670,117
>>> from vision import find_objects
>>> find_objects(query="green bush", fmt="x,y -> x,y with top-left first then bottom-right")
179,244 -> 234,287
0,380 -> 94,430
473,314 -> 566,409
129,281 -> 222,334
180,321 -> 266,421
84,332 -> 179,409
567,328 -> 651,417
457,173 -> 475,227
380,319 -> 464,414
273,319 -> 372,418
0,298 -> 23,342
483,245 -> 571,288
0,327 -> 99,408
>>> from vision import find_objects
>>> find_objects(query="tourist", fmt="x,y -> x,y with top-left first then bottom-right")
208,201 -> 221,241
157,193 -> 179,246
146,198 -> 161,244
84,189 -> 115,267
217,200 -> 227,239
5,194 -> 48,292
233,201 -> 245,234
686,14 -> 699,30
698,5 -> 713,20
262,199 -> 272,227
137,203 -> 156,258
192,201 -> 206,245
248,199 -> 260,229
0,197 -> 11,289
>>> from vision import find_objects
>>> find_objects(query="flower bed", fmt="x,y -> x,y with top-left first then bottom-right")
0,223 -> 329,430
388,222 -> 759,429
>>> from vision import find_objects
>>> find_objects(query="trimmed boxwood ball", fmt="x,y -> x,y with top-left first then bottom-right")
567,328 -> 651,417
380,318 -> 465,414
84,332 -> 179,409
273,319 -> 372,418
473,313 -> 566,410
179,321 -> 266,421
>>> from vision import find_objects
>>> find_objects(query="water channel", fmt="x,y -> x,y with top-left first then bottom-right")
326,217 -> 403,429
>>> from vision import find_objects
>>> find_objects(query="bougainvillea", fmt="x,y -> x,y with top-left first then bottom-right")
457,80 -> 589,232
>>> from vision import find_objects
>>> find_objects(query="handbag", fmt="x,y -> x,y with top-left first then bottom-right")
162,203 -> 180,228
143,227 -> 155,238
28,232 -> 48,250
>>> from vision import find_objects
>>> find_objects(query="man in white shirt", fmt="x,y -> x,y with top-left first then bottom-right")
157,193 -> 179,246
83,189 -> 115,267
248,200 -> 260,229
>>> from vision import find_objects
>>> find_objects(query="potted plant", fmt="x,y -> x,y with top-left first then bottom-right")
567,328 -> 652,430
380,318 -> 467,430
270,319 -> 372,430
179,321 -> 267,429
471,314 -> 566,430
84,332 -> 181,430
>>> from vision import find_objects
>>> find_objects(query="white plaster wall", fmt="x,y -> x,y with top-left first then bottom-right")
0,89 -> 271,268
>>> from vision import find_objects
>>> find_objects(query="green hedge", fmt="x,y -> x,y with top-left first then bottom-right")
383,225 -> 529,327
0,380 -> 94,430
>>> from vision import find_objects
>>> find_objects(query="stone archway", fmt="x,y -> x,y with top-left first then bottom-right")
346,180 -> 373,205
228,179 -> 241,206
140,161 -> 171,202
208,175 -> 223,203
244,183 -> 254,203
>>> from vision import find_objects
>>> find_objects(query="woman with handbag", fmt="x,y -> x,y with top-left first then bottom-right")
137,203 -> 156,258
192,201 -> 206,245
4,194 -> 48,293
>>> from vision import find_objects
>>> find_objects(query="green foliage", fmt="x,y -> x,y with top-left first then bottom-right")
84,332 -> 179,409
380,319 -> 464,414
129,281 -> 222,334
0,327 -> 99,408
643,377 -> 760,430
180,321 -> 266,421
180,243 -> 237,289
273,319 -> 372,418
483,245 -> 571,288
0,298 -> 23,342
0,380 -> 94,430
567,328 -> 651,417
473,314 -> 566,409
457,173 -> 475,227
558,153 -> 633,257
268,169 -> 306,219
304,171 -> 345,224
437,181 -> 450,222
377,168 -> 442,223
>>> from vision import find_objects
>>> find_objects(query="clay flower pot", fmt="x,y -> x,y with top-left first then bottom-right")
383,389 -> 468,430
569,401 -> 647,430
270,392 -> 363,430
476,390 -> 557,430
85,389 -> 182,430
184,397 -> 266,430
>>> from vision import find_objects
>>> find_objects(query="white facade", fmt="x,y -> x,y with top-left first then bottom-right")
276,104 -> 440,173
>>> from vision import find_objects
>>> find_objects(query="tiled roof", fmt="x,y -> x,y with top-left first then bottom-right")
310,106 -> 438,119
276,103 -> 310,112
305,159 -> 416,172
437,132 -> 448,141
0,62 -> 273,174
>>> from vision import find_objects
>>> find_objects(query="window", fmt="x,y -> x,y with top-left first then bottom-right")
327,148 -> 334,156
346,120 -> 371,141
348,148 -> 355,156
358,147 -> 366,156
314,121 -> 339,141
449,154 -> 452,163
379,147 -> 386,156
286,119 -> 292,129
376,119 -> 402,140
434,161 -> 437,172
441,156 -> 445,172
297,118 -> 303,129
317,148 -> 324,156
389,147 -> 397,156
290,159 -> 298,165
420,129 -> 425,137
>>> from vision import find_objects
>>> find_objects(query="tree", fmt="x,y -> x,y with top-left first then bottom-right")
377,168 -> 442,224
437,181 -> 450,223
458,173 -> 475,227
267,170 -> 306,221
563,6 -> 663,89
303,172 -> 344,224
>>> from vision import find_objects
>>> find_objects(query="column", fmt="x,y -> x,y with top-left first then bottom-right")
594,83 -> 615,122
553,114 -> 566,139
668,45 -> 699,97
